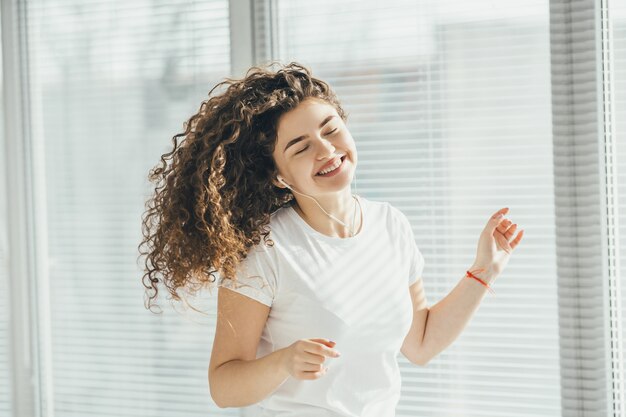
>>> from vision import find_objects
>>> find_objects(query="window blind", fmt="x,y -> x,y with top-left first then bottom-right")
0,99 -> 13,417
20,1 -> 233,416
0,6 -> 14,413
614,0 -> 626,412
0,241 -> 11,417
249,1 -> 559,416
0,259 -> 10,416
551,0 -> 624,413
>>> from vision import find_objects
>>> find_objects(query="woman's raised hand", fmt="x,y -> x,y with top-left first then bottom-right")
472,207 -> 525,281
279,338 -> 341,380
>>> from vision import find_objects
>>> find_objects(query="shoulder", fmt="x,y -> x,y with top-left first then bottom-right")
376,201 -> 415,243
356,195 -> 393,218
264,204 -> 298,245
353,197 -> 410,237
268,204 -> 292,226
370,199 -> 411,228
382,200 -> 407,218
243,205 -> 297,262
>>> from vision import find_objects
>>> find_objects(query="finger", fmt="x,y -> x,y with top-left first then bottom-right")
303,351 -> 328,364
311,338 -> 335,348
504,224 -> 518,240
488,208 -> 510,233
305,341 -> 341,358
510,229 -> 524,250
491,207 -> 509,220
301,363 -> 327,376
496,219 -> 513,234
302,368 -> 326,379
322,347 -> 341,358
302,362 -> 325,372
311,368 -> 328,378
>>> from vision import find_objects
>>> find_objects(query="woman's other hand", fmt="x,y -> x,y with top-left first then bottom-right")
472,207 -> 524,282
279,338 -> 341,380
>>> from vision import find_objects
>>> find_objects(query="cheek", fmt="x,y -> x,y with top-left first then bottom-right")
275,157 -> 307,179
344,137 -> 357,157
272,152 -> 289,171
294,159 -> 315,176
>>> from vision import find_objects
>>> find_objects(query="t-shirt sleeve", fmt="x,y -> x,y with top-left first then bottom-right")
391,205 -> 425,286
217,243 -> 278,307
407,237 -> 425,286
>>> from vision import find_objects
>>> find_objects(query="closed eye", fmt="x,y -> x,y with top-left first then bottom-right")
295,128 -> 339,155
295,145 -> 309,155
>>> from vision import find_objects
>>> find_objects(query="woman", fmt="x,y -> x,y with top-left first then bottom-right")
139,61 -> 524,416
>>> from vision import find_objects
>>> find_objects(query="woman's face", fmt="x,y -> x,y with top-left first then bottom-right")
272,97 -> 357,197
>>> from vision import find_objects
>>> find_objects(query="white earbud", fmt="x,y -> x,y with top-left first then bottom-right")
277,176 -> 291,189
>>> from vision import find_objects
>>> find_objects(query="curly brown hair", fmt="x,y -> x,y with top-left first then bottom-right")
138,61 -> 348,313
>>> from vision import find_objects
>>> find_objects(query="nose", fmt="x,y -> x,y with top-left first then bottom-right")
315,137 -> 336,160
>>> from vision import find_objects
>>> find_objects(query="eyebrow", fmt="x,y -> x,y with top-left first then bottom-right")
283,115 -> 336,154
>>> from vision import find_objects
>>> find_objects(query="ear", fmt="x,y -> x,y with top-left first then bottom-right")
272,175 -> 288,189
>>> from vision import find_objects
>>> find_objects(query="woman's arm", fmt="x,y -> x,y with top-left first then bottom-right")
210,348 -> 290,408
209,287 -> 287,408
412,265 -> 493,365
412,207 -> 524,365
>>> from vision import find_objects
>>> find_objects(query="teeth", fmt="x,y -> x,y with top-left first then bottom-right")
318,158 -> 343,175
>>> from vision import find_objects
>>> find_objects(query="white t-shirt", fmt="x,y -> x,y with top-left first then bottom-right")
217,195 -> 425,417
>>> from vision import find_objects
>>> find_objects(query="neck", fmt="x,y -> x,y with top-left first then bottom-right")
293,189 -> 361,238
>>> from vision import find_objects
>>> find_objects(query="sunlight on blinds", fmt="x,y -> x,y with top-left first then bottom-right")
24,1 -> 233,415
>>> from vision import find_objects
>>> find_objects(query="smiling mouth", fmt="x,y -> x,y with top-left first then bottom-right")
316,155 -> 346,176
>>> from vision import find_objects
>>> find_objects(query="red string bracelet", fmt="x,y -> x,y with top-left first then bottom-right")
465,269 -> 496,295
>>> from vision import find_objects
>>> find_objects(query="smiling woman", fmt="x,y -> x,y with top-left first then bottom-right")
138,61 -> 523,417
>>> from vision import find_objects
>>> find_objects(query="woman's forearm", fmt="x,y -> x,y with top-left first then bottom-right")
417,266 -> 496,364
209,348 -> 290,408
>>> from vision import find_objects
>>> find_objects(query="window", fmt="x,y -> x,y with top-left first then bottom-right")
613,0 -> 626,402
3,1 -> 625,416
21,1 -> 232,415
